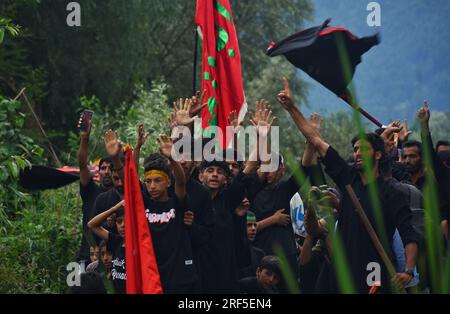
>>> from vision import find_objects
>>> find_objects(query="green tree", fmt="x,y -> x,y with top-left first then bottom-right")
1,0 -> 313,162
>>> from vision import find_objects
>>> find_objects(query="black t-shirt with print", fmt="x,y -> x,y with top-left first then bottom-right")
142,188 -> 198,290
107,232 -> 126,294
78,179 -> 108,261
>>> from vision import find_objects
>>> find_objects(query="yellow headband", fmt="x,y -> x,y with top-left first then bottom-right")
144,170 -> 169,182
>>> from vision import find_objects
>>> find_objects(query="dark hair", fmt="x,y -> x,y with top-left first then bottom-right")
436,140 -> 450,151
402,140 -> 422,157
258,255 -> 281,278
351,133 -> 386,155
270,151 -> 284,167
116,206 -> 124,219
222,149 -> 244,170
199,158 -> 231,176
374,128 -> 384,136
99,157 -> 113,169
69,272 -> 107,294
143,153 -> 171,176
98,240 -> 108,250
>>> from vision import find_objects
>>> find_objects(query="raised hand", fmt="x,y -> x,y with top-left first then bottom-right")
136,124 -> 150,149
277,77 -> 295,110
157,134 -> 173,159
417,100 -> 430,124
190,90 -> 208,116
169,111 -> 178,130
381,121 -> 402,140
250,99 -> 276,137
398,120 -> 412,142
103,129 -> 122,158
228,110 -> 244,128
174,98 -> 196,126
310,113 -> 322,134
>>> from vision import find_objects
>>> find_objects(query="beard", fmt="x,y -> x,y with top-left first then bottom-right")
101,176 -> 113,188
115,186 -> 124,194
405,163 -> 422,174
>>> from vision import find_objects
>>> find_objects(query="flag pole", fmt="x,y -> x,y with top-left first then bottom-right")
192,26 -> 199,96
339,92 -> 385,128
345,184 -> 406,294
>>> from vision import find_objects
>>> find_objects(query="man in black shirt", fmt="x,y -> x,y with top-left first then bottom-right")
277,78 -> 420,293
178,145 -> 215,293
400,103 -> 450,241
197,107 -> 272,293
141,136 -> 200,293
249,152 -> 301,292
77,116 -> 113,264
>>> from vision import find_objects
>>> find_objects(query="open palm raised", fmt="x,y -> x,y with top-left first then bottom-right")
103,129 -> 123,158
158,135 -> 173,159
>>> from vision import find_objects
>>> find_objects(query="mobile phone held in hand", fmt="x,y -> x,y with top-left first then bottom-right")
79,110 -> 94,132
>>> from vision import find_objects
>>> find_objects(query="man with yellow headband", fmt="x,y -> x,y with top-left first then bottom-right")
140,135 -> 200,293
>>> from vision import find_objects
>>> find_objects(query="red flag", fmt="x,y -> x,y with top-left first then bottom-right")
124,147 -> 163,294
195,0 -> 246,147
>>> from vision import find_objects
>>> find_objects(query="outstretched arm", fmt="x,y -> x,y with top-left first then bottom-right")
302,113 -> 322,167
134,124 -> 149,175
78,114 -> 92,187
277,78 -> 330,157
246,99 -> 276,176
158,135 -> 186,200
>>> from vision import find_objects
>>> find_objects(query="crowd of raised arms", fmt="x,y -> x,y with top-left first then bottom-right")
69,78 -> 450,294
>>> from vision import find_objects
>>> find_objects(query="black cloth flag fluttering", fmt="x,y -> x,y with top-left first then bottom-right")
266,19 -> 383,127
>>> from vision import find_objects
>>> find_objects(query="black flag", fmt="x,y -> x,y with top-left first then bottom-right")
267,19 -> 382,127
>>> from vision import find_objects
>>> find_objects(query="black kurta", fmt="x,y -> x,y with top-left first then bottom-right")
322,146 -> 420,293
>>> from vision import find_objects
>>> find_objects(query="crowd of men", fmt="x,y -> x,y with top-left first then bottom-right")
71,79 -> 450,294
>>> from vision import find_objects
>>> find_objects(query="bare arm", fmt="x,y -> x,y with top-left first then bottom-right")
245,100 -> 276,175
299,235 -> 316,266
256,209 -> 290,233
392,241 -> 418,289
134,124 -> 149,176
404,242 -> 418,271
302,113 -> 322,167
78,116 -> 91,187
277,78 -> 330,157
228,109 -> 243,152
158,135 -> 186,200
104,129 -> 124,182
87,200 -> 125,241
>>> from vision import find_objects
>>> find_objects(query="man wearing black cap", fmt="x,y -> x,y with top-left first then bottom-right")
198,109 -> 273,293
198,157 -> 255,293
